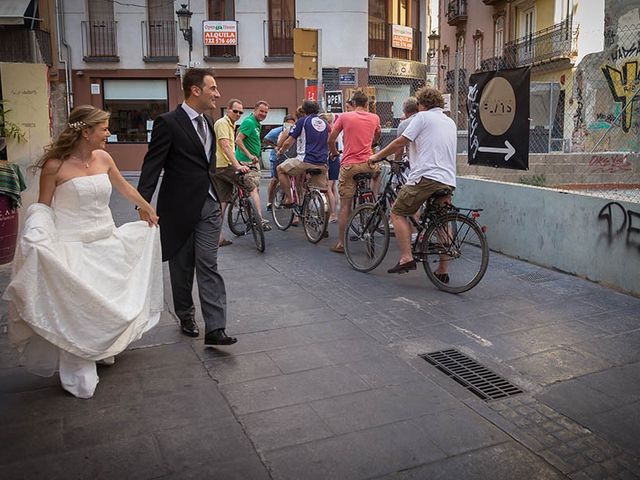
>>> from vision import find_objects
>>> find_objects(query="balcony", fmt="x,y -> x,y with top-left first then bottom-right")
504,19 -> 577,68
479,55 -> 513,72
204,21 -> 239,62
82,20 -> 118,62
263,20 -> 296,61
141,20 -> 177,62
482,0 -> 505,4
447,0 -> 468,26
368,22 -> 422,62
0,28 -> 52,65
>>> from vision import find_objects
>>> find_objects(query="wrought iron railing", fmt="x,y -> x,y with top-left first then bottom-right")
479,55 -> 511,72
263,20 -> 296,57
81,20 -> 118,60
142,20 -> 177,60
446,0 -> 468,25
368,22 -> 421,61
0,28 -> 52,65
504,19 -> 577,67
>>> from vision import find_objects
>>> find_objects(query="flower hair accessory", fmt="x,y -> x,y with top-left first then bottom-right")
68,121 -> 88,131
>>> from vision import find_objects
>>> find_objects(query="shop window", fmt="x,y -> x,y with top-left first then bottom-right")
103,79 -> 168,143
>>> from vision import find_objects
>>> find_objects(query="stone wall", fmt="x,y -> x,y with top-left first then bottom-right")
457,152 -> 640,186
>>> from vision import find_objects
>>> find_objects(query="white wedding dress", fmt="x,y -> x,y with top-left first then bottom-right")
3,173 -> 163,398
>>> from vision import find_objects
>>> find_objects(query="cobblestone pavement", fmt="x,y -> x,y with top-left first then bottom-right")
0,176 -> 638,479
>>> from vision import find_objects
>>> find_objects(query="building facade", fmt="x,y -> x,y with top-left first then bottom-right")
437,0 -> 605,152
47,0 -> 431,170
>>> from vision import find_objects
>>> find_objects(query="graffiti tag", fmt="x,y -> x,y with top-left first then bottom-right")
588,154 -> 634,173
610,40 -> 640,62
598,201 -> 640,250
601,60 -> 639,133
468,83 -> 480,159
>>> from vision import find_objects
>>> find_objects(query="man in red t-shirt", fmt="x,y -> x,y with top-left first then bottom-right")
327,91 -> 381,253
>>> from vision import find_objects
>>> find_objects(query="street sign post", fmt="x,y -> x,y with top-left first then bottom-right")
467,67 -> 530,170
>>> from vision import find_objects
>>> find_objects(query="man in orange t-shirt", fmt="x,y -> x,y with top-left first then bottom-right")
327,91 -> 381,253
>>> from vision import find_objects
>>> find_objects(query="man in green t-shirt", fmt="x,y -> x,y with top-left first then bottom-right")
235,100 -> 269,223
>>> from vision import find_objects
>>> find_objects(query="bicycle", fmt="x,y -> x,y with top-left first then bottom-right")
344,158 -> 489,294
271,169 -> 329,244
227,167 -> 265,253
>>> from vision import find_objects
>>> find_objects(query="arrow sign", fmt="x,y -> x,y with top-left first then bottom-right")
478,140 -> 516,162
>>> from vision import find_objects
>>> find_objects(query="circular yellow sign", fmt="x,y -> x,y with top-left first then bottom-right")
479,77 -> 516,136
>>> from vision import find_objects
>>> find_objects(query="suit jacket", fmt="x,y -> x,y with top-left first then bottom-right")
138,106 -> 218,261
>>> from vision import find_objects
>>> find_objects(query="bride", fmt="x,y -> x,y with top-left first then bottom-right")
3,105 -> 163,399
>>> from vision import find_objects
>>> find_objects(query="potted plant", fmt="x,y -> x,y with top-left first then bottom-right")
0,100 -> 27,264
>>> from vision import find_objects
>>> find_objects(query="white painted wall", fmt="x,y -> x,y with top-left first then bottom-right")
573,0 -> 605,65
455,178 -> 640,297
63,0 -> 370,71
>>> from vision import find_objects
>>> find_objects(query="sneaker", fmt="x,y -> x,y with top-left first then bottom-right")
261,220 -> 272,232
410,232 -> 418,243
266,203 -> 272,212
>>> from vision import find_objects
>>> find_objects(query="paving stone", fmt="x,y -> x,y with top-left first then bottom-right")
538,378 -> 619,420
266,337 -> 384,374
0,434 -> 167,480
510,348 -> 611,386
226,306 -> 346,335
344,353 -> 427,388
0,417 -> 65,465
309,381 -> 458,435
239,403 -> 334,452
0,366 -> 60,394
204,352 -> 282,384
155,455 -> 270,480
154,418 -> 263,476
587,402 -> 640,454
262,416 -> 447,480
380,441 -> 565,479
220,365 -> 370,415
576,331 -> 640,366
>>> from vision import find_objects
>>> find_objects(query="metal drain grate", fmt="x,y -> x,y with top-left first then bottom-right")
420,349 -> 523,401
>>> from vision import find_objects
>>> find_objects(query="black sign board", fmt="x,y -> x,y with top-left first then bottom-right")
325,90 -> 343,113
467,67 -> 530,170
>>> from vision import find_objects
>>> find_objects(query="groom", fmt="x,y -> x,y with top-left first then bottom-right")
138,68 -> 236,346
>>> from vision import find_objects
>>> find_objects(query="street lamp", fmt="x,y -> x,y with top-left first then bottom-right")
428,30 -> 440,58
176,3 -> 193,67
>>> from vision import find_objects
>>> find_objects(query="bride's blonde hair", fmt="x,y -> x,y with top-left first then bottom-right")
32,105 -> 110,172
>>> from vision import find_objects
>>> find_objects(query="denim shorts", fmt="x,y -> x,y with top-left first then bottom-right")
328,156 -> 340,181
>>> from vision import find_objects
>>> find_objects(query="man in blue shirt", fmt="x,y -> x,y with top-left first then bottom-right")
276,100 -> 328,205
264,114 -> 295,211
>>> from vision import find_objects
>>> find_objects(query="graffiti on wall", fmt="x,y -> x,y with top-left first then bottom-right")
588,153 -> 635,173
598,201 -> 640,250
601,60 -> 639,132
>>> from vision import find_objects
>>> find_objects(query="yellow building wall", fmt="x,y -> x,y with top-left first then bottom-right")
536,0 -> 556,30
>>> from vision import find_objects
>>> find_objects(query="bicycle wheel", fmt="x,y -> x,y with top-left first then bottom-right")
303,190 -> 328,244
344,203 -> 390,272
271,184 -> 294,230
245,198 -> 265,253
227,191 -> 247,236
419,213 -> 489,294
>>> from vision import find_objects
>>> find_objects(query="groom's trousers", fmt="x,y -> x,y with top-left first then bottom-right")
168,196 -> 227,333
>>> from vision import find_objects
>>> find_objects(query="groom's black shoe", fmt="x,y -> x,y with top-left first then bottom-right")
204,328 -> 237,346
180,318 -> 200,337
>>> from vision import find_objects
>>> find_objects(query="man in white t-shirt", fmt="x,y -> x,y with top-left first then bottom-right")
369,87 -> 457,277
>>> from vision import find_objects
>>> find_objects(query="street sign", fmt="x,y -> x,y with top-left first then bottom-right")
305,85 -> 318,101
203,21 -> 237,46
467,67 -> 530,170
293,28 -> 318,80
339,72 -> 356,85
325,90 -> 343,113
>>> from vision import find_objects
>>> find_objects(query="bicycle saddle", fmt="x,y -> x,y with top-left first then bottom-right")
353,173 -> 372,181
429,189 -> 453,200
307,169 -> 323,175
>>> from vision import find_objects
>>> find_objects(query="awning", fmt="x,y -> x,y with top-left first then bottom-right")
0,0 -> 34,26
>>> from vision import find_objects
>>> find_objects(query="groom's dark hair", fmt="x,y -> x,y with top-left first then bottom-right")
183,68 -> 216,99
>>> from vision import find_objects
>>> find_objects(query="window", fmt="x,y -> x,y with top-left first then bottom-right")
267,0 -> 295,56
103,80 -> 168,143
474,36 -> 482,70
443,47 -> 450,71
207,0 -> 236,57
456,34 -> 465,66
494,16 -> 504,57
86,0 -> 117,58
146,0 -> 176,59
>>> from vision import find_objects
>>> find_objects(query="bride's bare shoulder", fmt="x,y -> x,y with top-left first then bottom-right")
41,158 -> 63,176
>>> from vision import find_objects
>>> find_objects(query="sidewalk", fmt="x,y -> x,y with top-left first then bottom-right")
0,176 -> 639,479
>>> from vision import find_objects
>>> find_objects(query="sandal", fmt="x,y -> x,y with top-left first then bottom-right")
219,239 -> 233,247
329,244 -> 344,254
433,272 -> 450,284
